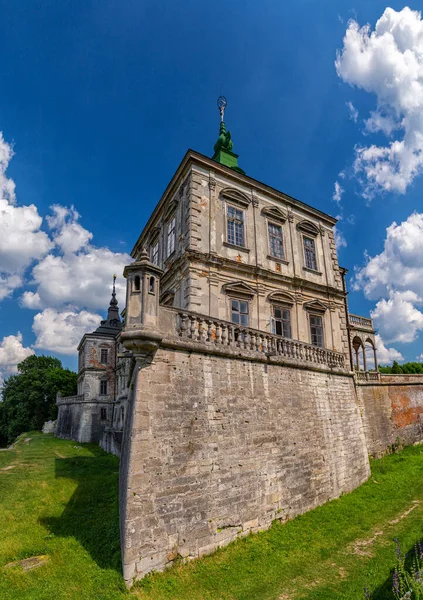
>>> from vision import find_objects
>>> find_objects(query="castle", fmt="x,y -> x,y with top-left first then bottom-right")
56,100 -> 423,586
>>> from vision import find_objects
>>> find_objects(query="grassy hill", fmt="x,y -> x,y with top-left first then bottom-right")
1,433 -> 423,599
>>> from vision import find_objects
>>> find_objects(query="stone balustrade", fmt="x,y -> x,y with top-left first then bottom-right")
162,309 -> 346,371
355,371 -> 381,383
348,314 -> 374,330
56,393 -> 84,406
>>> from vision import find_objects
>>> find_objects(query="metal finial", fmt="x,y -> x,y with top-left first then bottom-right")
217,96 -> 227,123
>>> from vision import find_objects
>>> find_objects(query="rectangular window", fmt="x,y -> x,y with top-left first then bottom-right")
167,217 -> 176,257
268,223 -> 284,260
231,299 -> 249,326
100,349 -> 108,364
310,314 -> 324,347
272,307 -> 291,338
100,407 -> 107,420
227,205 -> 245,247
303,236 -> 318,271
150,239 -> 159,265
100,380 -> 108,395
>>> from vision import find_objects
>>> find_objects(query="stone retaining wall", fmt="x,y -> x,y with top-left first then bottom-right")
357,375 -> 423,457
119,345 -> 370,584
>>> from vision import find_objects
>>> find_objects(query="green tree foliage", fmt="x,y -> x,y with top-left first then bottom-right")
0,355 -> 77,447
379,361 -> 423,374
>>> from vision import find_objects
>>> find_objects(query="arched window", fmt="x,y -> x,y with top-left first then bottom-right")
149,276 -> 155,294
134,275 -> 141,291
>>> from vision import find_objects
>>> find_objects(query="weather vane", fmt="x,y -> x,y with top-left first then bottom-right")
217,96 -> 227,122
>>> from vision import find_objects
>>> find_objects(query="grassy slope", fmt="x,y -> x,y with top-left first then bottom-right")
1,434 -> 423,599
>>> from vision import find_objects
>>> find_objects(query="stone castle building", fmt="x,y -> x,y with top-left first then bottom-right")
56,100 -> 423,586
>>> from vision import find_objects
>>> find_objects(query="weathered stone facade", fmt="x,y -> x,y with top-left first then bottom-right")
54,128 -> 423,587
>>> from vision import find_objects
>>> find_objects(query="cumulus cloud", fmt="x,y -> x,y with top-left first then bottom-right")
32,308 -> 102,355
47,204 -> 93,254
336,7 -> 423,198
375,334 -> 404,364
0,133 -> 52,299
0,332 -> 34,386
354,212 -> 423,344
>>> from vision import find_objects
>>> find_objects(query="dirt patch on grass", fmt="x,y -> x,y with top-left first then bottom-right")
389,500 -> 419,524
5,555 -> 49,572
54,451 -> 66,459
349,500 -> 421,558
0,465 -> 15,471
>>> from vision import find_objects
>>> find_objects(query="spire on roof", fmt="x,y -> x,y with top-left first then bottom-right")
212,96 -> 245,175
95,275 -> 122,336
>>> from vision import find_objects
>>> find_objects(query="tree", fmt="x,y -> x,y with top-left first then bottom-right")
0,355 -> 77,447
391,361 -> 403,374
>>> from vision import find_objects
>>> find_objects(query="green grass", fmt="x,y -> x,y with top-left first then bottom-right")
1,433 -> 423,599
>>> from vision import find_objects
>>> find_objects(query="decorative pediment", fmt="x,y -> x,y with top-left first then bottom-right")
220,187 -> 251,208
261,206 -> 287,223
160,289 -> 175,306
297,220 -> 319,237
222,281 -> 256,298
303,299 -> 327,313
267,291 -> 294,306
164,198 -> 179,220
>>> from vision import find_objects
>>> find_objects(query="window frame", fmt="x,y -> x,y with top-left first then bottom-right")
267,221 -> 285,261
309,313 -> 325,348
271,305 -> 292,338
100,379 -> 108,395
100,348 -> 108,365
166,215 -> 176,258
150,237 -> 159,266
226,203 -> 246,248
230,297 -> 249,327
100,407 -> 107,421
302,234 -> 319,272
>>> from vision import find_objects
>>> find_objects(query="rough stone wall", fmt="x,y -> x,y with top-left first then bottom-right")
55,398 -> 110,443
120,347 -> 370,584
358,376 -> 423,456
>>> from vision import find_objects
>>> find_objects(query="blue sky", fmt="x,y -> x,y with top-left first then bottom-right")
1,0 -> 423,378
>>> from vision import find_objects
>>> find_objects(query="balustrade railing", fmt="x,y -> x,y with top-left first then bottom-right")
174,311 -> 345,370
348,314 -> 374,330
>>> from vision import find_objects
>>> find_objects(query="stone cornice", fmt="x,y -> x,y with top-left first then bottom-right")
184,250 -> 346,299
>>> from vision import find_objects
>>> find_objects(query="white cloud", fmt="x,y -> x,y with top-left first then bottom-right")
375,334 -> 404,364
0,134 -> 52,300
371,291 -> 423,344
336,7 -> 423,198
333,180 -> 344,203
0,332 -> 34,386
47,204 -> 93,254
346,101 -> 358,122
354,213 -> 423,299
354,212 -> 423,344
20,204 -> 130,313
32,308 -> 102,355
334,227 -> 347,250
